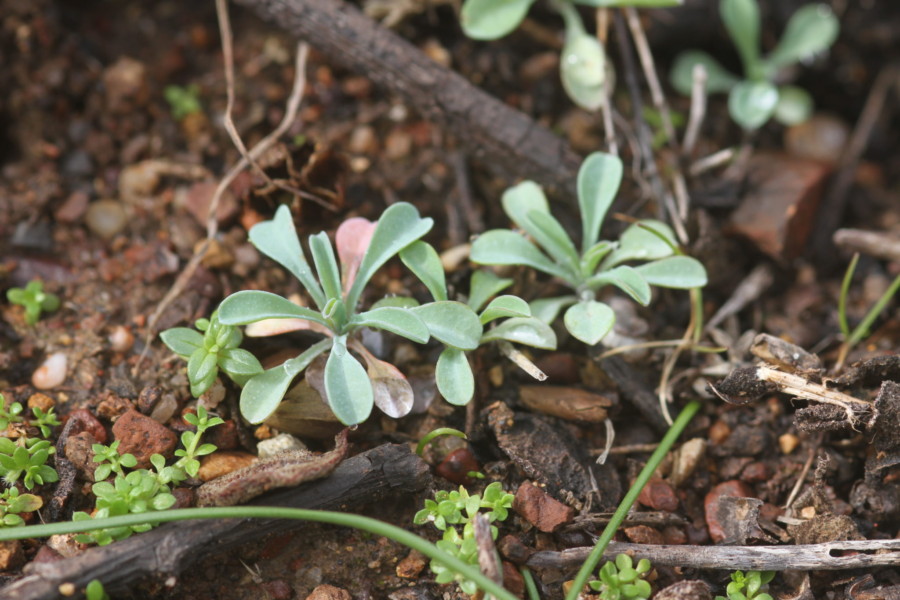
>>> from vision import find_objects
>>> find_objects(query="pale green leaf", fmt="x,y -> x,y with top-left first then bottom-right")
773,85 -> 813,125
529,295 -> 577,324
350,306 -> 430,343
728,80 -> 778,130
324,336 -> 374,425
470,230 -> 573,282
766,4 -> 838,70
561,32 -> 607,111
249,205 -> 325,309
435,348 -> 474,406
669,50 -> 739,95
564,300 -> 615,345
399,241 -> 447,302
308,232 -> 342,301
481,317 -> 557,350
159,328 -> 204,358
460,0 -> 535,40
217,348 -> 264,379
218,290 -> 328,328
480,295 -> 531,324
578,152 -> 623,252
575,0 -> 681,5
721,0 -> 761,77
370,296 -> 420,310
581,240 -> 615,275
634,256 -> 708,289
602,219 -> 677,268
411,301 -> 483,350
499,182 -> 579,275
468,270 -> 513,313
587,265 -> 652,305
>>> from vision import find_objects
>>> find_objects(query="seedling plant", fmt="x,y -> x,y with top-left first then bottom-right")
716,570 -> 775,600
0,398 -> 61,438
163,84 -> 203,120
671,0 -> 839,129
470,151 -> 707,345
0,437 -> 59,490
211,203 -> 484,426
6,279 -> 60,325
0,487 -> 43,528
590,553 -> 653,600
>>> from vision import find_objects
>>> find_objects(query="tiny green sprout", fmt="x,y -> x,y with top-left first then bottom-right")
163,84 -> 203,120
416,428 -> 468,456
715,570 -> 775,600
92,440 -> 139,481
0,396 -> 61,438
414,482 -> 515,595
671,0 -> 839,129
0,437 -> 59,490
85,579 -> 110,600
470,152 -> 707,346
589,553 -> 653,600
0,487 -> 43,528
161,310 -> 264,398
215,203 -> 483,426
6,279 -> 60,325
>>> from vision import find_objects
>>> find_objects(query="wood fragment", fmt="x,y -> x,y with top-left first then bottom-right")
833,228 -> 900,263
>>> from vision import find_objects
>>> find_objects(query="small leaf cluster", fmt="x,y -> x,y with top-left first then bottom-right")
671,0 -> 838,129
0,398 -> 61,438
161,310 -> 264,397
73,407 -> 222,545
6,279 -> 60,325
715,570 -> 775,600
216,203 -> 486,427
589,554 -> 653,600
163,84 -> 203,120
413,482 -> 514,595
460,0 -> 680,111
0,437 -> 59,490
0,487 -> 43,528
470,152 -> 707,345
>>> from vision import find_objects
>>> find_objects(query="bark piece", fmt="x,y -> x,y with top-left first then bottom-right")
703,480 -> 753,543
513,481 -> 575,533
518,385 -> 615,423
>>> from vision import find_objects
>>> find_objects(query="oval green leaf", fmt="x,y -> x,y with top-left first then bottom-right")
324,337 -> 373,426
350,307 -> 430,344
721,0 -> 761,76
435,348 -> 474,406
766,4 -> 838,70
578,152 -> 623,252
460,0 -> 535,40
728,80 -> 778,130
561,32 -> 607,111
470,230 -> 572,281
468,270 -> 514,313
481,317 -> 557,350
669,50 -> 739,95
587,265 -> 652,306
635,256 -> 708,289
529,295 -> 577,324
159,328 -> 204,358
399,240 -> 447,302
564,300 -> 615,345
602,219 -> 677,269
773,85 -> 813,126
479,295 -> 531,324
217,348 -> 264,380
308,231 -> 342,301
411,301 -> 483,350
219,290 -> 327,328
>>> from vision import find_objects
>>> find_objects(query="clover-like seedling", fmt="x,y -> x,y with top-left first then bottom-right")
716,570 -> 775,600
460,0 -> 681,111
414,482 -> 514,595
0,437 -> 59,490
589,554 -> 653,600
0,487 -> 43,528
6,279 -> 60,325
164,84 -> 203,120
161,310 -> 264,398
671,0 -> 838,129
470,152 -> 708,346
216,203 -> 483,426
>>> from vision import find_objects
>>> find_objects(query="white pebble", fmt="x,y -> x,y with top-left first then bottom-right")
32,352 -> 68,390
108,325 -> 134,352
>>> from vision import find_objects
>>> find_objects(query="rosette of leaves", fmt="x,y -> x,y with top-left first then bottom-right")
589,554 -> 653,599
470,152 -> 707,345
0,437 -> 59,490
0,487 -> 43,528
216,203 -> 483,426
161,310 -> 264,397
6,279 -> 60,325
670,0 -> 838,129
397,240 -> 556,391
0,397 -> 61,439
716,570 -> 775,600
413,482 -> 514,595
459,0 -> 681,110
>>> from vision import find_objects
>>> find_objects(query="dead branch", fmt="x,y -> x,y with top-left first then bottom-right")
527,539 -> 900,571
834,228 -> 900,263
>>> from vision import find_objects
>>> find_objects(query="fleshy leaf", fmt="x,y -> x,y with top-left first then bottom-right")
560,32 -> 607,111
218,290 -> 328,328
529,295 -> 578,324
766,4 -> 839,70
324,336 -> 373,425
399,241 -> 447,302
217,348 -> 264,381
468,270 -> 514,313
335,217 -> 377,294
411,301 -> 483,350
773,85 -> 813,125
634,256 -> 708,289
370,296 -> 421,310
581,241 -> 615,275
728,80 -> 779,130
564,300 -> 615,345
435,348 -> 475,406
249,205 -> 325,309
669,50 -> 739,95
159,328 -> 205,357
460,0 -> 535,40
354,345 -> 414,418
345,202 -> 433,311
578,152 -> 623,252
470,230 -> 572,281
601,220 -> 677,269
587,265 -> 652,305
479,295 -> 531,324
308,232 -> 342,301
480,317 -> 557,350
721,0 -> 761,77
501,183 -> 578,273
350,307 -> 430,344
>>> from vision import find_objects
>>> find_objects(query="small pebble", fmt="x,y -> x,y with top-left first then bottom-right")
108,325 -> 134,352
85,199 -> 128,240
396,551 -> 427,579
27,392 -> 55,413
779,433 -> 800,454
32,352 -> 68,390
435,447 -> 480,485
149,393 -> 179,424
348,125 -> 378,154
708,420 -> 731,445
784,113 -> 849,164
0,540 -> 24,570
197,451 -> 257,482
257,433 -> 308,459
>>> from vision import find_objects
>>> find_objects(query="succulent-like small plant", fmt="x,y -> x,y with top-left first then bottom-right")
715,570 -> 775,600
161,310 -> 264,398
0,487 -> 43,528
215,203 -> 484,426
470,151 -> 707,345
6,279 -> 60,325
164,84 -> 203,120
0,397 -> 60,438
0,437 -> 59,490
589,554 -> 653,599
671,0 -> 838,129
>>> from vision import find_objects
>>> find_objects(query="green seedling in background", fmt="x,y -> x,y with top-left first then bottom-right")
6,280 -> 60,325
470,152 -> 707,345
0,396 -> 61,439
0,437 -> 59,490
164,84 -> 203,120
716,570 -> 775,600
671,0 -> 838,129
590,554 -> 653,599
0,487 -> 43,528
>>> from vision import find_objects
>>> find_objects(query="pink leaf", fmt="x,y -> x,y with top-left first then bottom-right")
350,340 -> 414,418
336,217 -> 376,293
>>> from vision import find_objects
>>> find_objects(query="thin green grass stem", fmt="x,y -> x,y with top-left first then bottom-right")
415,427 -> 467,456
564,400 -> 701,600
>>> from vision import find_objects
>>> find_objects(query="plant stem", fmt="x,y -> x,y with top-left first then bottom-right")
415,427 -> 467,456
0,506 -> 518,600
564,401 -> 701,600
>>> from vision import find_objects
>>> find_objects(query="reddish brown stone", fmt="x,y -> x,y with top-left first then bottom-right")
502,560 -> 525,597
435,447 -> 480,485
204,418 -> 239,451
624,525 -> 665,545
306,584 -> 351,600
395,550 -> 427,579
637,478 -> 679,512
704,480 -> 754,543
262,579 -> 292,600
513,481 -> 574,533
64,408 -> 107,444
740,461 -> 771,483
662,525 -> 687,545
96,393 -> 134,420
498,535 -> 533,564
171,487 -> 195,509
112,409 -> 178,469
